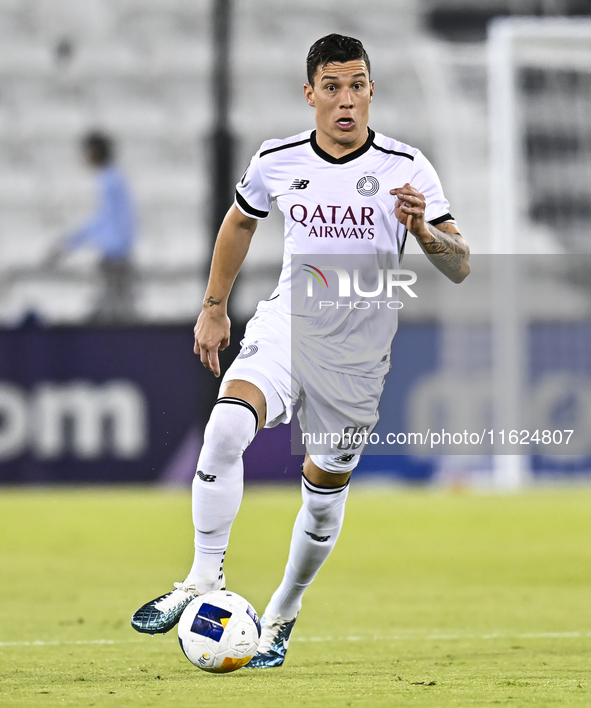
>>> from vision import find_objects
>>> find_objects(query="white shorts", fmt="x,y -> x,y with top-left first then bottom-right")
223,305 -> 386,473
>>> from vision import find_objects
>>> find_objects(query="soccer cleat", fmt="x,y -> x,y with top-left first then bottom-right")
131,575 -> 225,635
244,613 -> 298,668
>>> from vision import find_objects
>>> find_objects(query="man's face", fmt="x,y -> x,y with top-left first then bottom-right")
84,147 -> 103,168
304,60 -> 374,152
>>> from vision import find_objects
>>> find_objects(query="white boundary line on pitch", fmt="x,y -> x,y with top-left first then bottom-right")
292,632 -> 591,643
1,632 -> 590,648
0,639 -> 144,648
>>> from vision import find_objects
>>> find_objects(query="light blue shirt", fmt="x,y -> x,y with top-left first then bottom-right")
65,165 -> 136,260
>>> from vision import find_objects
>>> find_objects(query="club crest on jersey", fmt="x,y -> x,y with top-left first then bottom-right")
356,176 -> 379,197
290,179 -> 310,190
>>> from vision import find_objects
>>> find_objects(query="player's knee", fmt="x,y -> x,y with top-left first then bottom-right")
310,453 -> 361,474
302,477 -> 350,529
203,398 -> 258,459
203,414 -> 238,455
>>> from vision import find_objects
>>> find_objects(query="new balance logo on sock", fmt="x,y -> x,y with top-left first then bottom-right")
196,470 -> 217,483
305,530 -> 330,542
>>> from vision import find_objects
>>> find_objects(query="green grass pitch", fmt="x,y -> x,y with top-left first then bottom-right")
1,485 -> 591,707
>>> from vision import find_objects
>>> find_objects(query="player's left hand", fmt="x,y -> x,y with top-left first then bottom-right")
390,183 -> 428,237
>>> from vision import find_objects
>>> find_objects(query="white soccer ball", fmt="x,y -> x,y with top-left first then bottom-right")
177,590 -> 261,673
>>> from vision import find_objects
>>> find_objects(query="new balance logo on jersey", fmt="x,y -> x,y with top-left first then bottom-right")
290,179 -> 310,190
305,531 -> 330,542
196,470 -> 217,483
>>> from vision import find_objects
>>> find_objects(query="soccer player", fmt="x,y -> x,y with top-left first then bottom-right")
132,34 -> 470,667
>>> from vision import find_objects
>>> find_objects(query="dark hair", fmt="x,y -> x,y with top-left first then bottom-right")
82,131 -> 114,165
306,34 -> 370,86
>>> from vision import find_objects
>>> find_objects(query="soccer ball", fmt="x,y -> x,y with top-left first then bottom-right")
177,590 -> 261,673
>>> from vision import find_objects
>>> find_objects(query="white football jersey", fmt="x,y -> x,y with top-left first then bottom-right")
235,128 -> 453,376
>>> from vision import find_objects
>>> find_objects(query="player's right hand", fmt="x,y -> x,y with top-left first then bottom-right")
193,309 -> 231,378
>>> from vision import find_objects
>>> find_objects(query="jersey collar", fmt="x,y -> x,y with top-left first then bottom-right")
310,128 -> 375,165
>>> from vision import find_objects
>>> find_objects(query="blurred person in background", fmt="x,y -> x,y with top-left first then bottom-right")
47,131 -> 137,324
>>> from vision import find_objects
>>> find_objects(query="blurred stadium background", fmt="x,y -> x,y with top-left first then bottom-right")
1,0 -> 590,486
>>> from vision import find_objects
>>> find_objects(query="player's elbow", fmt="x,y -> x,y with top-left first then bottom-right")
451,259 -> 470,284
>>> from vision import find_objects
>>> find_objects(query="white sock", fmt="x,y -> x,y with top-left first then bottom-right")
265,474 -> 349,620
185,397 -> 258,592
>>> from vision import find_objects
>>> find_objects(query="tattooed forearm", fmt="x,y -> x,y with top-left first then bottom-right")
422,233 -> 464,271
418,223 -> 470,282
205,295 -> 222,307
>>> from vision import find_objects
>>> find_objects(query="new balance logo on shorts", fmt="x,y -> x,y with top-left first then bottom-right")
196,470 -> 217,483
305,530 -> 330,542
290,179 -> 309,190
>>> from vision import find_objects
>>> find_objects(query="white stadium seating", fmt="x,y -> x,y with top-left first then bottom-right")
0,0 -> 490,324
